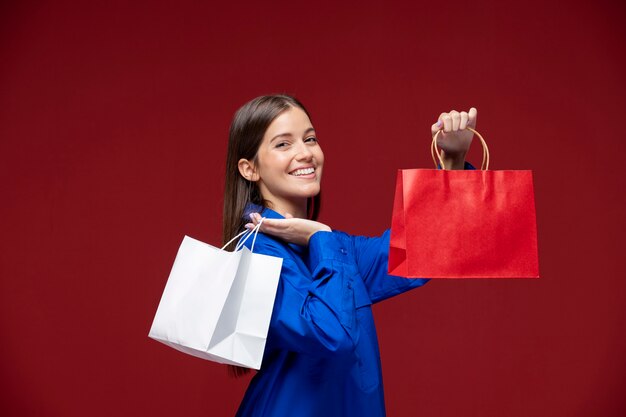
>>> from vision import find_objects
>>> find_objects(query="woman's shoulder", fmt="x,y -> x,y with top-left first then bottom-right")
239,229 -> 301,260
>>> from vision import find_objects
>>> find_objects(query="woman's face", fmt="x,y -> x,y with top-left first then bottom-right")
252,106 -> 324,214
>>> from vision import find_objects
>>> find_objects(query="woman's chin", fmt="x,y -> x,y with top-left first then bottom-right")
303,186 -> 321,197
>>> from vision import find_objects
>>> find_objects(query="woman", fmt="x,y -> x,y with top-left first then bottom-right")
223,95 -> 476,417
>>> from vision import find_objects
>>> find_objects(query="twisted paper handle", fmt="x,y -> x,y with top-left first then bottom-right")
221,217 -> 265,252
431,127 -> 490,170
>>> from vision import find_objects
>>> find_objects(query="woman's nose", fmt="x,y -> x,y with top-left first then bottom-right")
294,141 -> 313,160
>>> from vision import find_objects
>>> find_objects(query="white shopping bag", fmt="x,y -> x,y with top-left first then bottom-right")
149,220 -> 282,369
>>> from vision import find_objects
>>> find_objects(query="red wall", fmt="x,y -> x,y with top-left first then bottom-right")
1,1 -> 625,416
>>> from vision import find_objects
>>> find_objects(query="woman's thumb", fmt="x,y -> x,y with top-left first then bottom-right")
431,120 -> 443,136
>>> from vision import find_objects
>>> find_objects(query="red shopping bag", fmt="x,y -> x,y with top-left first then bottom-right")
388,129 -> 539,278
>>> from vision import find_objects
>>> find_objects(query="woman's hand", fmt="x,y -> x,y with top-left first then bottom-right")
431,108 -> 477,170
245,212 -> 332,246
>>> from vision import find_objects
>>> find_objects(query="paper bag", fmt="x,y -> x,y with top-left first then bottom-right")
149,222 -> 282,369
388,128 -> 539,278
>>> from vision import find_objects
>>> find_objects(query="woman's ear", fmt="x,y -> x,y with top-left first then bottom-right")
238,158 -> 259,182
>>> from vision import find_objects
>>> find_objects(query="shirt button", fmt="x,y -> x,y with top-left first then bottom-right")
340,248 -> 347,255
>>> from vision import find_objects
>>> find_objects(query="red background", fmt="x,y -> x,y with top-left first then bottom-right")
1,1 -> 625,416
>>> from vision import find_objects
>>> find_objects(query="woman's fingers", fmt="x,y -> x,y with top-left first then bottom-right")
433,108 -> 478,135
244,213 -> 332,246
248,213 -> 258,225
450,110 -> 460,131
436,111 -> 459,133
442,114 -> 452,132
460,111 -> 469,130
431,120 -> 443,136
248,213 -> 289,234
468,107 -> 477,128
260,219 -> 286,234
246,213 -> 263,229
248,214 -> 292,242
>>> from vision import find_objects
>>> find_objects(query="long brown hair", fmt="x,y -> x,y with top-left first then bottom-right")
222,94 -> 321,376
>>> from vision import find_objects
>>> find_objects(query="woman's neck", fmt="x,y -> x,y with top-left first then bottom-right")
266,198 -> 308,219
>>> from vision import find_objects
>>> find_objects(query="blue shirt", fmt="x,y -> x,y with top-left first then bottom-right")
235,204 -> 429,417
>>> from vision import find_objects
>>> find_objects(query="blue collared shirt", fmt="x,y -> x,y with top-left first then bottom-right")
235,204 -> 429,417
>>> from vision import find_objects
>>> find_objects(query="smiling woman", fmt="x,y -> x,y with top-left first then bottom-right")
237,106 -> 324,219
222,96 -> 323,253
221,94 -> 476,417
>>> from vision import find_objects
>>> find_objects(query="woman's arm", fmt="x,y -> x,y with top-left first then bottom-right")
351,104 -> 480,300
350,229 -> 429,303
240,228 -> 362,357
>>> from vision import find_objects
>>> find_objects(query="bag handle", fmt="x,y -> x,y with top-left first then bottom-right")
431,127 -> 490,170
220,217 -> 266,253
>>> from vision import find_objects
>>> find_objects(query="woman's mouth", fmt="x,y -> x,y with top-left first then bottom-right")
289,167 -> 316,178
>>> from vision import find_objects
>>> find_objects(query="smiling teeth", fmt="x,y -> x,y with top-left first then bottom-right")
291,167 -> 315,176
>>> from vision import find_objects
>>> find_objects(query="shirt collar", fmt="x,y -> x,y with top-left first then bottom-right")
242,202 -> 285,221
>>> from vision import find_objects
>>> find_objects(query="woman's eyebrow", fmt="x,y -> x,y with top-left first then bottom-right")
270,127 -> 316,143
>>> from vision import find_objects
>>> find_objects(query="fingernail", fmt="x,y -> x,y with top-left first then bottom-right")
249,213 -> 256,220
245,223 -> 253,229
435,120 -> 442,128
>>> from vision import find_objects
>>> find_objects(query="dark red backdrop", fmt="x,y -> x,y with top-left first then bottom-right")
1,1 -> 625,416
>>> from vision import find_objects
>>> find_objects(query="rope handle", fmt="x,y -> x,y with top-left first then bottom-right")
220,217 -> 265,253
431,127 -> 490,170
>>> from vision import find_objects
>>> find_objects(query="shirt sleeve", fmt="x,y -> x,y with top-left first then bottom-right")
349,160 -> 474,302
351,229 -> 430,304
248,231 -> 361,358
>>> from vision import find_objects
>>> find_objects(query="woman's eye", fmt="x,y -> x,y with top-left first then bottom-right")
275,142 -> 288,148
305,136 -> 318,143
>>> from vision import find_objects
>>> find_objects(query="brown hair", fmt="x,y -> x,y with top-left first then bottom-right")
222,94 -> 321,376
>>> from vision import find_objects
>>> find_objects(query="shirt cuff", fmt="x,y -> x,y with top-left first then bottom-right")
437,161 -> 476,170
